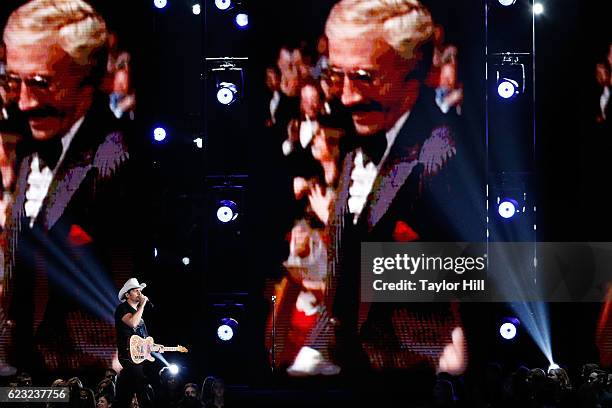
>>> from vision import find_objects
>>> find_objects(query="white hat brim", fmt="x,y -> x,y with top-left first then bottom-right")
118,281 -> 147,302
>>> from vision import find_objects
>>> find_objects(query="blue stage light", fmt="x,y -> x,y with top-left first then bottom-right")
153,0 -> 167,9
498,198 -> 518,219
215,0 -> 231,10
217,318 -> 239,341
533,3 -> 544,15
497,78 -> 518,99
169,364 -> 179,375
216,200 -> 238,223
153,127 -> 167,142
498,0 -> 516,6
216,82 -> 237,105
500,323 -> 517,340
235,13 -> 249,28
499,317 -> 520,340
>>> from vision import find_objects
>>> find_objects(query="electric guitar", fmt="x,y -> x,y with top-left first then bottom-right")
129,335 -> 188,364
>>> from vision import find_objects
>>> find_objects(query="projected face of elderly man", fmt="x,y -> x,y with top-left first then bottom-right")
324,0 -> 433,137
3,1 -> 106,141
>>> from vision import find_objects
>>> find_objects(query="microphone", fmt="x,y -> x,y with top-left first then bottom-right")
142,296 -> 154,308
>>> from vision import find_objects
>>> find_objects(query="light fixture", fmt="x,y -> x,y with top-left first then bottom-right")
216,82 -> 237,105
207,57 -> 248,107
168,364 -> 179,375
192,3 -> 201,15
153,0 -> 167,9
153,127 -> 167,142
498,0 -> 516,5
217,317 -> 239,341
533,3 -> 544,15
497,78 -> 518,99
216,200 -> 238,223
498,198 -> 518,219
492,53 -> 527,100
235,13 -> 248,28
499,317 -> 520,340
215,0 -> 232,10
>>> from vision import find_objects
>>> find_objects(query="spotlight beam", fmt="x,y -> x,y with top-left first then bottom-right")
31,229 -> 116,320
486,244 -> 553,365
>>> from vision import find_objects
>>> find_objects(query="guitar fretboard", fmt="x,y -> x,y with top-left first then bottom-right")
153,346 -> 183,352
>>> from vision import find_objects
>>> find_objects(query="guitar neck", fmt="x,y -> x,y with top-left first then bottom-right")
153,345 -> 182,352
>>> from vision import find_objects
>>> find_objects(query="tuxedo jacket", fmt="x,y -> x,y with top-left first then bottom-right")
322,88 -> 481,373
1,97 -> 137,374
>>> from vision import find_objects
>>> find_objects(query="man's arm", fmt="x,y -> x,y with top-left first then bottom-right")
120,296 -> 148,329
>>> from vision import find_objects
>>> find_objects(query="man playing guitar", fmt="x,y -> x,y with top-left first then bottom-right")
115,278 -> 155,408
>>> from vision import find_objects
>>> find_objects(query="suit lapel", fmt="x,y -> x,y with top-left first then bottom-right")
37,111 -> 100,230
360,88 -> 435,231
365,154 -> 420,230
12,156 -> 32,226
361,120 -> 423,232
41,157 -> 92,230
333,150 -> 356,225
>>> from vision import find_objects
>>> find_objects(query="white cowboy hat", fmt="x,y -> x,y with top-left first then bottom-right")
118,278 -> 147,302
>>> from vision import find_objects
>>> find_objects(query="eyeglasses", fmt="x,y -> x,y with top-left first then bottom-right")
321,66 -> 384,90
0,73 -> 55,94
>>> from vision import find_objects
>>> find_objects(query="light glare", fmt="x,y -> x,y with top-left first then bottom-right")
153,0 -> 167,9
215,0 -> 231,10
533,3 -> 544,14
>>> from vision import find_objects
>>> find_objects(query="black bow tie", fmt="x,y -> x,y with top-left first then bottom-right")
36,138 -> 63,170
359,133 -> 387,165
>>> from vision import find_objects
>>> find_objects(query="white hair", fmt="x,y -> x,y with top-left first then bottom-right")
325,0 -> 433,61
3,0 -> 107,68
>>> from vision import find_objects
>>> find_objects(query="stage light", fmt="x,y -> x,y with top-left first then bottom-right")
153,0 -> 167,9
235,13 -> 249,28
216,200 -> 238,223
153,248 -> 158,258
216,82 -> 237,105
500,317 -> 520,340
548,363 -> 560,371
497,78 -> 518,99
153,127 -> 167,142
207,57 -> 247,107
215,0 -> 231,10
192,3 -> 201,15
182,257 -> 190,266
194,137 -> 203,149
498,198 -> 518,219
168,364 -> 179,375
217,317 -> 239,341
498,0 -> 516,5
500,322 -> 517,340
533,3 -> 544,15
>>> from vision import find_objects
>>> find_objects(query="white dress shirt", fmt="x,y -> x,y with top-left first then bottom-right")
269,90 -> 281,124
25,116 -> 85,226
348,111 -> 410,223
600,86 -> 610,120
299,116 -> 316,149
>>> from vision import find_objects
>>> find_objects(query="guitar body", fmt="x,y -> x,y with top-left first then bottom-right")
129,335 -> 189,364
130,335 -> 156,364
